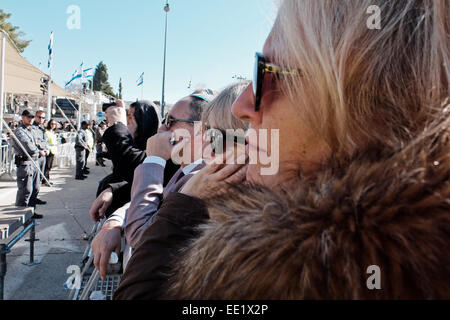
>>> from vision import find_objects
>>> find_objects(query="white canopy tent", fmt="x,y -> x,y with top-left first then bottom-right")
0,29 -> 77,133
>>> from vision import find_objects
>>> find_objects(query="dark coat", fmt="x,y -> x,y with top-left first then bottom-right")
114,193 -> 208,299
115,115 -> 450,300
100,122 -> 180,217
99,123 -> 145,216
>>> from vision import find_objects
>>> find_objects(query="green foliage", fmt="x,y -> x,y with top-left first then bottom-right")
93,61 -> 117,98
0,9 -> 31,53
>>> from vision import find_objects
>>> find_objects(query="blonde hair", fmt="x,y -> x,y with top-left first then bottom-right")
202,81 -> 250,131
272,0 -> 450,158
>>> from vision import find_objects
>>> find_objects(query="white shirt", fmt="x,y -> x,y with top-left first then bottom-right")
143,156 -> 203,175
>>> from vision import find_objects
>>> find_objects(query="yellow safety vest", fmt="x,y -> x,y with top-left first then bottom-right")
45,130 -> 58,155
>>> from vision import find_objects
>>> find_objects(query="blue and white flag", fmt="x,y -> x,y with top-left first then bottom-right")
65,63 -> 84,86
137,72 -> 144,87
48,32 -> 54,69
83,68 -> 94,79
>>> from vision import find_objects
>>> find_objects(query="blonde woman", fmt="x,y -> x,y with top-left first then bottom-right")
118,0 -> 450,299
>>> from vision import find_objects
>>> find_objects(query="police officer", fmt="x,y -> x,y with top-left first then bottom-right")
75,121 -> 90,180
32,110 -> 50,205
13,110 -> 45,219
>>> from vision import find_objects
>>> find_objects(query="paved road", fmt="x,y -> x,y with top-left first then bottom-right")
0,158 -> 111,300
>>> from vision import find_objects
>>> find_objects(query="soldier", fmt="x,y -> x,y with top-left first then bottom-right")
13,110 -> 45,219
32,110 -> 50,205
75,121 -> 90,180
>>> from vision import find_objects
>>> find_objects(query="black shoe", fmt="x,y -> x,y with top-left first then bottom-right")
75,176 -> 86,180
83,170 -> 90,175
101,163 -> 106,167
32,213 -> 44,219
85,167 -> 90,170
35,199 -> 47,205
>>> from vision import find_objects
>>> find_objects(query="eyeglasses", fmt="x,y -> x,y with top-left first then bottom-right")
253,52 -> 300,111
162,113 -> 195,129
204,124 -> 247,154
37,116 -> 45,119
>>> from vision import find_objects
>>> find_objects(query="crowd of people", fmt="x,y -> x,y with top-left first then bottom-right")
86,0 -> 450,299
9,108 -> 107,218
6,0 -> 450,299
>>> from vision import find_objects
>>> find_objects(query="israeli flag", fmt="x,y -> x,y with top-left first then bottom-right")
137,72 -> 144,87
48,32 -> 54,69
83,68 -> 94,79
65,63 -> 83,86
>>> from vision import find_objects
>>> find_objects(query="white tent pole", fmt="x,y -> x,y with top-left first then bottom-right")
0,31 -> 6,135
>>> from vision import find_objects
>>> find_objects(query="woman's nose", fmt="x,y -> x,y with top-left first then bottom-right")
232,83 -> 262,125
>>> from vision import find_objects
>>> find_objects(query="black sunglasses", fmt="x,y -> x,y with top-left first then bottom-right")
162,113 -> 195,129
253,52 -> 300,111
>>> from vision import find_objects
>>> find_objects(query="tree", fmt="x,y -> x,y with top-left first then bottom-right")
93,61 -> 117,98
118,78 -> 123,99
0,9 -> 31,52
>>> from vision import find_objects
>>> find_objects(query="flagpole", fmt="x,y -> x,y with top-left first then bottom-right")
161,1 -> 170,118
0,31 -> 6,135
47,32 -> 53,120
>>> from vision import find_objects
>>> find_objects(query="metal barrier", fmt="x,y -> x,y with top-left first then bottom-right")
55,132 -> 77,168
0,131 -> 80,175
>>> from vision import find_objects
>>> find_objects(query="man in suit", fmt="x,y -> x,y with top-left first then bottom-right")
90,91 -> 215,279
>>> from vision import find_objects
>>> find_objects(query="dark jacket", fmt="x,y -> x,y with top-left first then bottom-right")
114,193 -> 208,300
99,122 -> 180,217
115,116 -> 450,300
102,122 -> 144,186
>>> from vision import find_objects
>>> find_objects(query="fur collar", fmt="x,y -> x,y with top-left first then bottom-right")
167,116 -> 450,299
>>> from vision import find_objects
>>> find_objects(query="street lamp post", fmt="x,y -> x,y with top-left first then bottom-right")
161,1 -> 170,118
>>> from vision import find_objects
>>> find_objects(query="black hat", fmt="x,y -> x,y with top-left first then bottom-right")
21,110 -> 34,117
81,121 -> 88,126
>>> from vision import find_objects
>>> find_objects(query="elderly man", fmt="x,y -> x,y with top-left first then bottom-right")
90,90 -> 215,280
31,110 -> 50,205
13,110 -> 46,219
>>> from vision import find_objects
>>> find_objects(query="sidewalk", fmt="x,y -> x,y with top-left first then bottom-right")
0,158 -> 111,300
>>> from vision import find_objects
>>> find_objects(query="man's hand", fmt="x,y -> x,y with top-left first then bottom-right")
89,188 -> 114,222
180,152 -> 248,199
39,150 -> 46,157
91,221 -> 122,280
146,131 -> 174,160
105,101 -> 127,127
45,150 -> 50,156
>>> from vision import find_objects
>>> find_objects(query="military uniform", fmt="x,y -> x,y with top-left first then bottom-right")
32,123 -> 49,191
75,128 -> 88,178
13,124 -> 40,207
